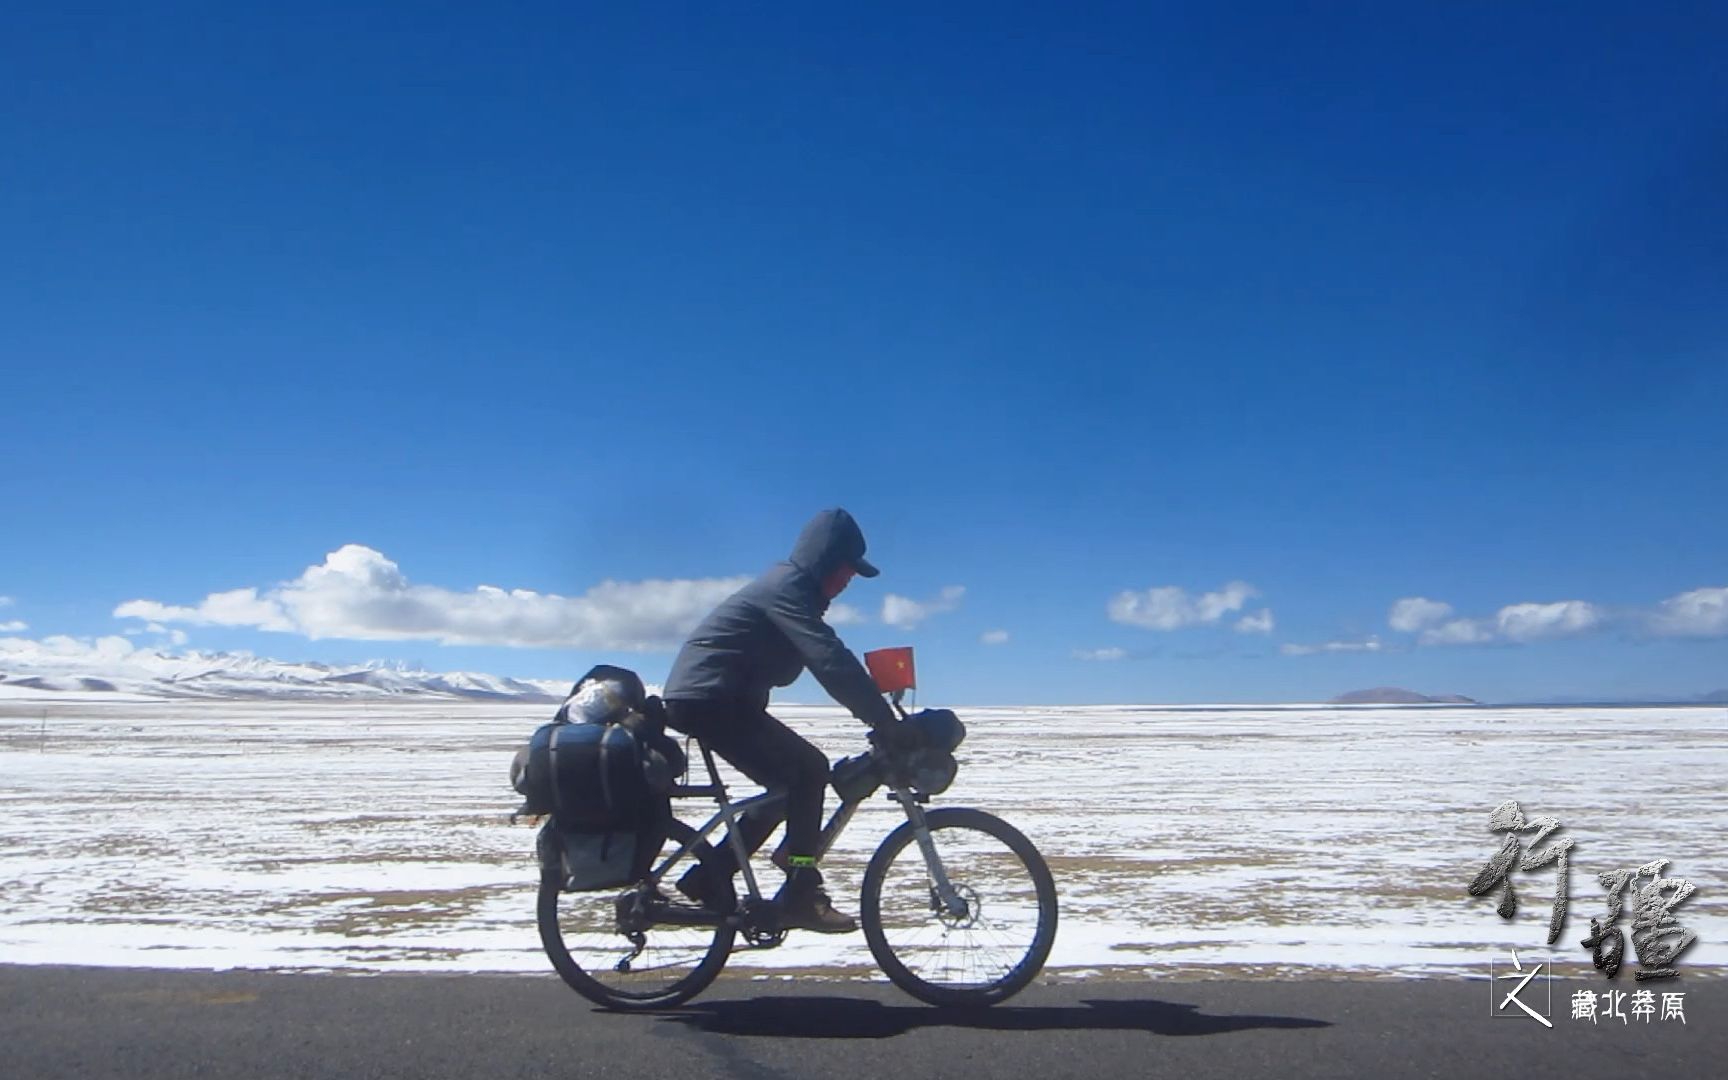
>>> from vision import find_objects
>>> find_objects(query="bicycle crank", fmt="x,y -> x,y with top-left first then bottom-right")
736,899 -> 789,948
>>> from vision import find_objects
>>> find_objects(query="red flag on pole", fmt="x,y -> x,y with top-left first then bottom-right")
864,647 -> 916,695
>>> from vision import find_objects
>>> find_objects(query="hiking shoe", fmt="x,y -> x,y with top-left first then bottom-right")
776,887 -> 858,934
675,867 -> 735,913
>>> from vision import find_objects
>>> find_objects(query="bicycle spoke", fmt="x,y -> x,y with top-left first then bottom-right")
861,809 -> 1057,1006
537,822 -> 734,1010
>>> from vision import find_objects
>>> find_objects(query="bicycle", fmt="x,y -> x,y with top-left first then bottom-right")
535,710 -> 1058,1010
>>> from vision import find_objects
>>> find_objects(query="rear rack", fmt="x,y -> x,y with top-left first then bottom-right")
669,783 -> 725,799
667,734 -> 728,801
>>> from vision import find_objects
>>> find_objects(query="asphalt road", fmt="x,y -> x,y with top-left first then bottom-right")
1,966 -> 1720,1079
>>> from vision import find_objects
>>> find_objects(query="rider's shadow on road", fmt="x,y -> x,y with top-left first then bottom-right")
652,996 -> 1331,1039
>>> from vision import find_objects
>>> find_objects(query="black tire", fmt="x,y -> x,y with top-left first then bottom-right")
860,807 -> 1058,1007
537,819 -> 735,1010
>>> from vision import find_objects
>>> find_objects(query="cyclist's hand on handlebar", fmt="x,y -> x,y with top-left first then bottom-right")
869,720 -> 920,755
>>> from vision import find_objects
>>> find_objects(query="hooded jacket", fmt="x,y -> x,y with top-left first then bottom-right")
662,508 -> 897,728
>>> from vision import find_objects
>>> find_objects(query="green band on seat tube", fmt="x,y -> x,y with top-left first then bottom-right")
786,855 -> 818,868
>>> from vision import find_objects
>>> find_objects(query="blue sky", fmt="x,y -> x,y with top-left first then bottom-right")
3,3 -> 1725,704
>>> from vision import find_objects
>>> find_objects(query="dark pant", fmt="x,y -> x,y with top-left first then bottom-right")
664,700 -> 830,882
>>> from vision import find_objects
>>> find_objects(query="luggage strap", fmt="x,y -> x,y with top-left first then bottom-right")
548,725 -> 564,819
598,724 -> 617,816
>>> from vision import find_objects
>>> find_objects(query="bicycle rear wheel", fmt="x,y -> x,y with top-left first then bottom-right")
860,807 -> 1057,1007
537,819 -> 736,1010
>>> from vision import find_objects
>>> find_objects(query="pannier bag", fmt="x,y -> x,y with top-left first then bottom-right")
537,822 -> 641,892
512,665 -> 687,890
511,665 -> 685,821
531,719 -> 658,830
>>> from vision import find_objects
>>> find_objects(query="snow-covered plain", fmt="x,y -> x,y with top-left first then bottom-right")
2,697 -> 1724,979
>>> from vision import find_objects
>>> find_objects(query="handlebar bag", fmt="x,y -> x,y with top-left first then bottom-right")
906,708 -> 966,752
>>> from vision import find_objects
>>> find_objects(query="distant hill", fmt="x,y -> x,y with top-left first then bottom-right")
1509,690 -> 1728,706
0,650 -> 571,703
1330,687 -> 1478,705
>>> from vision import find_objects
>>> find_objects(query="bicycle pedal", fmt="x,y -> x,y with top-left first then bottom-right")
736,919 -> 791,946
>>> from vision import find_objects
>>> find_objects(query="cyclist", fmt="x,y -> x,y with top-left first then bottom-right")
661,507 -> 909,933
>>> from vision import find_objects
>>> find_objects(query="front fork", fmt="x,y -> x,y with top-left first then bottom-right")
890,788 -> 969,918
742,788 -> 967,919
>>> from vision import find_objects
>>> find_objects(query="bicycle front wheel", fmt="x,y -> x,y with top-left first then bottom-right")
537,820 -> 735,1010
860,807 -> 1058,1006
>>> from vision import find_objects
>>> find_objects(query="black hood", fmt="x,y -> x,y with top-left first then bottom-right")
787,508 -> 875,580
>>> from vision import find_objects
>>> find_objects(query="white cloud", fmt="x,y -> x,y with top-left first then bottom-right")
1235,609 -> 1275,634
1401,599 -> 1605,646
0,598 -> 31,635
1073,647 -> 1127,661
116,587 -> 295,632
1389,597 -> 1454,633
1109,581 -> 1262,630
881,585 -> 965,630
825,603 -> 867,626
980,629 -> 1010,645
1419,619 -> 1496,646
0,634 -> 138,666
137,620 -> 191,647
1649,586 -> 1728,638
0,598 -> 29,633
1280,636 -> 1384,657
1495,600 -> 1604,642
114,544 -> 752,651
1291,594 -> 1600,651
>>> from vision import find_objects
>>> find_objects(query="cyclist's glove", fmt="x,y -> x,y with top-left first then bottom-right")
869,720 -> 921,756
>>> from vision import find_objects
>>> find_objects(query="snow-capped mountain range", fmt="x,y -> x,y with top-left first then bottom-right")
0,642 -> 574,702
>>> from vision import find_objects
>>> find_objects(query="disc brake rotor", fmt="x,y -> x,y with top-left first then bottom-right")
933,884 -> 981,930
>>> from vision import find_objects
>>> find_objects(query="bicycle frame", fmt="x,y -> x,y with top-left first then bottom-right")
534,696 -> 1053,1011
646,739 -> 968,923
